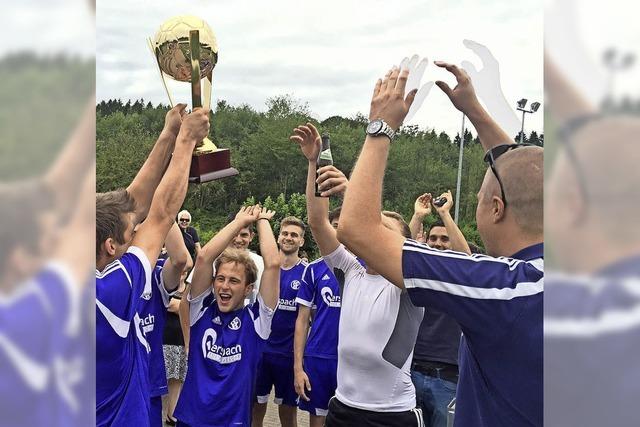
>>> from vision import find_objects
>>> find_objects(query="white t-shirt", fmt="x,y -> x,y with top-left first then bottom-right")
186,251 -> 264,305
324,245 -> 425,412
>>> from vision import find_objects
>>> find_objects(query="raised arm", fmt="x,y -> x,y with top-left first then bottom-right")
162,222 -> 193,292
130,108 -> 208,272
433,190 -> 471,254
190,205 -> 260,299
409,193 -> 432,239
337,67 -> 416,288
434,61 -> 513,152
126,103 -> 187,224
256,208 -> 279,310
290,123 -> 346,256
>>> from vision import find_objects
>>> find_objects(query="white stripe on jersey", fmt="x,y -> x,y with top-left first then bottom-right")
0,332 -> 49,391
96,298 -> 130,338
96,260 -> 124,279
0,279 -> 52,315
405,276 -> 544,300
545,302 -> 640,337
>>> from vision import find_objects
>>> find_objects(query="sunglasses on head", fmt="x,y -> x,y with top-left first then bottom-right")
483,143 -> 534,208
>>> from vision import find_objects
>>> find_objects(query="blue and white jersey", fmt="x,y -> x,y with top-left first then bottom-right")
402,240 -> 543,427
174,288 -> 275,426
137,258 -> 174,398
295,259 -> 341,358
545,256 -> 640,426
265,260 -> 307,355
0,262 -> 83,427
96,246 -> 152,427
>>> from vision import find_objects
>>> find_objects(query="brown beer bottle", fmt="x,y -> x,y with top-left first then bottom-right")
315,132 -> 334,197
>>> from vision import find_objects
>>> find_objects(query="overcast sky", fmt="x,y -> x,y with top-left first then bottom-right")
94,0 -> 544,137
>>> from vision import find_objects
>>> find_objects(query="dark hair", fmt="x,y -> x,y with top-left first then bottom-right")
427,219 -> 446,236
280,216 -> 306,233
381,211 -> 411,238
96,189 -> 136,256
328,206 -> 342,224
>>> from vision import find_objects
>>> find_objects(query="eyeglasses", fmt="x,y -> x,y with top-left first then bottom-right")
179,218 -> 190,223
483,143 -> 534,208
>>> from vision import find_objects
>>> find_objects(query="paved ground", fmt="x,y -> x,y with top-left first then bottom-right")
163,391 -> 310,426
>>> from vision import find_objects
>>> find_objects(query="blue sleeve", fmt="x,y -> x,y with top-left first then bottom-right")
402,240 -> 543,334
295,263 -> 316,307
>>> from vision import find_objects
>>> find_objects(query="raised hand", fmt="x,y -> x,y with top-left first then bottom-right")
414,193 -> 432,218
461,40 -> 520,136
178,107 -> 210,143
164,103 -> 188,137
399,55 -> 434,123
290,123 -> 321,162
369,66 -> 418,131
235,205 -> 260,227
434,61 -> 483,118
258,207 -> 276,221
433,190 -> 454,216
316,165 -> 348,197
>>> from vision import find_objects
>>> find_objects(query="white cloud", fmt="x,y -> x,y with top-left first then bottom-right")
97,0 -> 543,137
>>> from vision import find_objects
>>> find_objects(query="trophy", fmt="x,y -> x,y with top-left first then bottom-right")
149,15 -> 238,183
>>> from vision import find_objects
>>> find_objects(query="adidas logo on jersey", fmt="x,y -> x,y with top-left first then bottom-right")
213,316 -> 222,325
278,298 -> 297,311
321,274 -> 331,281
321,286 -> 341,307
202,329 -> 242,364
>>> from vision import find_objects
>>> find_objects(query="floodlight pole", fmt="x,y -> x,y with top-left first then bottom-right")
519,109 -> 526,144
454,113 -> 465,224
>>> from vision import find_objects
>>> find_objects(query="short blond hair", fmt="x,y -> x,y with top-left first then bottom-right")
214,248 -> 258,285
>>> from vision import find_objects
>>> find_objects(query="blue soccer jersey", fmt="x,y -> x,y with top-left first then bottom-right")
96,246 -> 153,427
138,258 -> 175,398
402,240 -> 543,427
295,259 -> 341,358
174,289 -> 275,426
264,260 -> 307,355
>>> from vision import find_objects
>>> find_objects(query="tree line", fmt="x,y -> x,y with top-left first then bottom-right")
97,97 -> 543,257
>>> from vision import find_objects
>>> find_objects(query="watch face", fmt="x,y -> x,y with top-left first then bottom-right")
367,120 -> 383,134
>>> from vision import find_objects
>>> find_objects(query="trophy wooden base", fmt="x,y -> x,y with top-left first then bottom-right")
189,148 -> 239,184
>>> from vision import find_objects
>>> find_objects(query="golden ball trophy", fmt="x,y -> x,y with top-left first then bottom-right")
149,15 -> 238,183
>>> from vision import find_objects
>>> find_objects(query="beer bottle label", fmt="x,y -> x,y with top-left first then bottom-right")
319,148 -> 333,164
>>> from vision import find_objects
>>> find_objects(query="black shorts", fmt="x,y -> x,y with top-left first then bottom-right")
325,397 -> 424,427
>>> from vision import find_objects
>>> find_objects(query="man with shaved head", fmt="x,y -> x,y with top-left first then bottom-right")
336,62 -> 543,427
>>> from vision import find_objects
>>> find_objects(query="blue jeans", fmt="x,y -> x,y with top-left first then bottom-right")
411,369 -> 457,427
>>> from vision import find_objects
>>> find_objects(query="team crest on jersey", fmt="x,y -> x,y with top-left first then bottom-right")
290,280 -> 301,290
229,317 -> 242,330
321,286 -> 341,307
202,328 -> 242,364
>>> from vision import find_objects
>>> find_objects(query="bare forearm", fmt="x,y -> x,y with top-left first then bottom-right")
440,211 -> 471,254
178,290 -> 190,349
294,311 -> 310,372
163,223 -> 191,289
409,213 -> 426,239
466,106 -> 514,152
127,129 -> 178,223
257,219 -> 279,308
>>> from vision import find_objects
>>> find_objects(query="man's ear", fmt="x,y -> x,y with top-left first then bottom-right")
244,283 -> 255,297
492,196 -> 506,224
105,238 -> 117,256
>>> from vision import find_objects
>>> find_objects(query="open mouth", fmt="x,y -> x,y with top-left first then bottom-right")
218,293 -> 232,304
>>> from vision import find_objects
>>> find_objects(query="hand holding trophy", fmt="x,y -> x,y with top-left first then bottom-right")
149,15 -> 238,183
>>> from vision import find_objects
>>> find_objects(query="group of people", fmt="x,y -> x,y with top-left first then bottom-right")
96,60 -> 543,427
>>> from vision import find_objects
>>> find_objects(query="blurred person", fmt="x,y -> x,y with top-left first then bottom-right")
177,210 -> 201,262
544,49 -> 640,426
292,136 -> 345,427
252,216 -> 308,427
337,63 -> 543,426
138,222 -> 192,427
173,206 -> 280,427
409,191 -> 469,427
291,123 -> 425,427
96,107 -> 209,426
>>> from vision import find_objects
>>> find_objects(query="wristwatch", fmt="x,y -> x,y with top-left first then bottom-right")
366,119 -> 396,141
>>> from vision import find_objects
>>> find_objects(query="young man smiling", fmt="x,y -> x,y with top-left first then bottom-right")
174,205 -> 280,427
